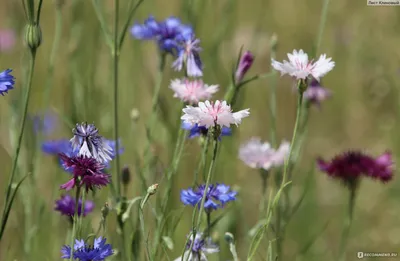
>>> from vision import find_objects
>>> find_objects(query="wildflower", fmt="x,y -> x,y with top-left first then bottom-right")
130,16 -> 192,53
175,233 -> 219,261
235,50 -> 254,85
170,79 -> 218,104
317,150 -> 394,188
70,123 -> 113,164
239,138 -> 290,170
181,122 -> 231,139
181,183 -> 237,211
42,139 -> 73,155
0,69 -> 15,96
0,29 -> 16,52
181,100 -> 250,129
59,154 -> 110,191
54,194 -> 94,217
30,111 -> 58,136
61,237 -> 113,260
303,79 -> 331,106
271,49 -> 335,81
172,32 -> 203,77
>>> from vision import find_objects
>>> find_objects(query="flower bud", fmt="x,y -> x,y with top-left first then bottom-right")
147,184 -> 159,195
235,51 -> 254,85
101,202 -> 110,220
270,33 -> 278,52
121,165 -> 131,186
130,108 -> 140,122
224,232 -> 235,244
24,24 -> 42,50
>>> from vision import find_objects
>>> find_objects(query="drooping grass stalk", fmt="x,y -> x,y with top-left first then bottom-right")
69,186 -> 81,261
337,188 -> 356,261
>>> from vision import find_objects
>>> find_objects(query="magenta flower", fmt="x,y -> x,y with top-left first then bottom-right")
59,153 -> 111,191
235,50 -> 254,84
0,29 -> 16,52
317,150 -> 394,187
54,194 -> 94,217
181,100 -> 250,129
169,78 -> 218,104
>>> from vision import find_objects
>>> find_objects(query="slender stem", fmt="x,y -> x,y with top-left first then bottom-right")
337,188 -> 356,261
193,136 -> 210,186
78,191 -> 86,237
69,186 -> 81,261
206,212 -> 211,237
315,0 -> 331,56
258,170 -> 268,218
140,196 -> 154,261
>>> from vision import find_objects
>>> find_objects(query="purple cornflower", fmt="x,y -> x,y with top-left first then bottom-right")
235,50 -> 254,85
70,123 -> 113,164
181,122 -> 232,139
59,153 -> 111,191
54,194 -> 94,217
174,233 -> 219,261
130,16 -> 193,53
303,79 -> 331,107
0,69 -> 15,96
61,237 -> 113,260
180,183 -> 237,211
317,150 -> 394,188
0,29 -> 16,52
172,32 -> 203,77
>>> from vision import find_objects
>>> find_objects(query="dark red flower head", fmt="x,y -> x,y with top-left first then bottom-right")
59,153 -> 111,192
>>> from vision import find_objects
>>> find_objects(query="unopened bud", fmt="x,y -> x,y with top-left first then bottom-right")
147,184 -> 159,195
130,108 -> 140,122
235,50 -> 254,85
24,24 -> 42,50
270,33 -> 278,52
224,232 -> 235,244
101,202 -> 110,220
121,165 -> 131,185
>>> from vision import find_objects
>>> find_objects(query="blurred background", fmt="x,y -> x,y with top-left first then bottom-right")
0,0 -> 399,260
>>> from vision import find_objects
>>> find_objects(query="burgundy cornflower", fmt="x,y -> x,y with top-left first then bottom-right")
317,150 -> 394,188
59,153 -> 111,191
54,194 -> 94,217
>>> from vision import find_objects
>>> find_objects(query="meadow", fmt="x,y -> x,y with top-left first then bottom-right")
0,0 -> 399,260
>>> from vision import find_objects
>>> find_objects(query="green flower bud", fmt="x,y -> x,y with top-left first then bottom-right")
24,24 -> 42,50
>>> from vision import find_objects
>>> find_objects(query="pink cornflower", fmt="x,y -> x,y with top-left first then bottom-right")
271,49 -> 335,81
239,138 -> 290,170
181,100 -> 250,129
0,29 -> 15,52
169,79 -> 219,104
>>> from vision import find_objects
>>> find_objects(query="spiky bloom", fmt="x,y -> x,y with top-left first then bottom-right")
174,233 -> 219,261
235,50 -> 254,84
317,150 -> 394,187
181,184 -> 237,211
59,154 -> 110,191
181,100 -> 250,129
239,138 -> 290,170
61,237 -> 113,260
0,29 -> 16,52
181,122 -> 231,139
170,79 -> 218,104
70,123 -> 113,164
0,69 -> 15,96
130,16 -> 192,53
54,194 -> 94,217
172,32 -> 203,77
303,79 -> 331,106
271,49 -> 335,81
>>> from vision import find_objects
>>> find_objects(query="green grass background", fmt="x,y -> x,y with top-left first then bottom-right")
0,0 -> 399,260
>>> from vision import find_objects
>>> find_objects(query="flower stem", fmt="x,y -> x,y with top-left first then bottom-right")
258,170 -> 268,218
69,186 -> 81,261
337,188 -> 356,261
206,212 -> 211,237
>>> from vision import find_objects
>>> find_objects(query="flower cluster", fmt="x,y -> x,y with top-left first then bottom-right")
181,183 -> 237,211
61,237 -> 113,260
54,194 -> 94,217
239,138 -> 290,170
175,233 -> 219,261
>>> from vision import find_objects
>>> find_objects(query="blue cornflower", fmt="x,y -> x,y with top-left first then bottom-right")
172,32 -> 203,77
180,183 -> 237,211
131,16 -> 193,53
181,122 -> 231,139
30,111 -> 58,136
0,69 -> 15,96
174,233 -> 219,261
61,237 -> 113,261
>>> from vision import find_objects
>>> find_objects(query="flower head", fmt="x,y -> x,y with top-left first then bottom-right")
317,150 -> 394,188
59,154 -> 110,191
271,49 -> 335,81
0,29 -> 16,52
170,79 -> 218,104
130,16 -> 192,53
181,100 -> 250,129
172,33 -> 203,77
182,122 -> 231,139
61,237 -> 113,261
239,138 -> 290,170
0,69 -> 15,96
70,123 -> 113,164
174,233 -> 219,261
54,194 -> 94,217
180,183 -> 237,211
303,79 -> 331,106
235,50 -> 254,84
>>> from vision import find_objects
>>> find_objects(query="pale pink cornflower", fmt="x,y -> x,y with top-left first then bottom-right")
181,100 -> 250,128
169,78 -> 219,104
271,49 -> 335,81
239,138 -> 290,170
0,29 -> 16,52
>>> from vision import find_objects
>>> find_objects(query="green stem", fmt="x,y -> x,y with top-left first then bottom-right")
140,194 -> 154,261
315,0 -> 331,56
206,212 -> 211,237
337,188 -> 356,261
258,170 -> 268,218
193,136 -> 210,186
69,186 -> 81,261
78,191 -> 86,237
